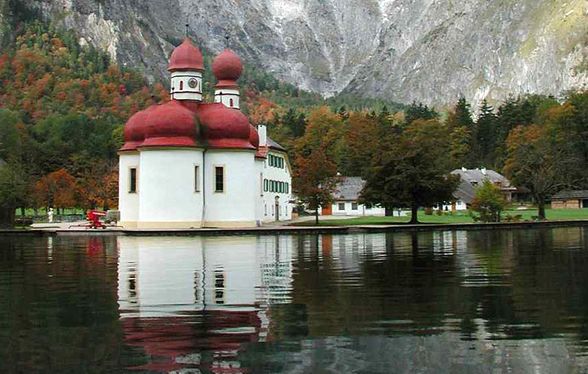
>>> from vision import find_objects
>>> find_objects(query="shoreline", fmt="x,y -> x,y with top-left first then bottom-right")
1,219 -> 587,237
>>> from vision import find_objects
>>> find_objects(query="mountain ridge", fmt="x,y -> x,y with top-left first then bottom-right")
2,0 -> 587,108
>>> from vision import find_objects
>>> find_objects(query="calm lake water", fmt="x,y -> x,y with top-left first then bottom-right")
1,227 -> 588,373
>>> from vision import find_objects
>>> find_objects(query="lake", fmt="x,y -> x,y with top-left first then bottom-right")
1,227 -> 587,373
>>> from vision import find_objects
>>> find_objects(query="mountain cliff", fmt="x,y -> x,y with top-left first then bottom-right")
3,0 -> 588,107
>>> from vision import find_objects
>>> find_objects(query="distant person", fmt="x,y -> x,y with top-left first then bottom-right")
48,208 -> 54,223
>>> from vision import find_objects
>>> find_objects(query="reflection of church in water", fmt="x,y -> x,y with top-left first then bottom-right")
116,236 -> 295,372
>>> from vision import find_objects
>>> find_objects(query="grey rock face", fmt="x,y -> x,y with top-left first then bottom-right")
11,0 -> 588,107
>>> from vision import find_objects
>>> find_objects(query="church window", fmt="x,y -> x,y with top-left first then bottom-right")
179,80 -> 184,90
194,165 -> 200,192
264,179 -> 268,192
129,168 -> 137,193
215,166 -> 224,192
260,174 -> 263,195
264,204 -> 267,216
230,98 -> 234,107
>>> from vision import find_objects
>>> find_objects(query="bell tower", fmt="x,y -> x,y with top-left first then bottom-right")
168,36 -> 204,102
212,47 -> 243,109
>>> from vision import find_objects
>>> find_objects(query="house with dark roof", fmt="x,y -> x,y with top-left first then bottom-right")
321,177 -> 386,216
442,168 -> 517,211
552,190 -> 588,209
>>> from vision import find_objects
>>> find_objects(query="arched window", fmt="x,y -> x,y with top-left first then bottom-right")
229,98 -> 234,107
179,81 -> 183,90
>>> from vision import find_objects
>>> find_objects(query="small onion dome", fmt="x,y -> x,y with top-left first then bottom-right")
212,49 -> 242,88
168,38 -> 204,72
249,124 -> 259,148
141,100 -> 199,148
197,103 -> 255,149
121,106 -> 154,151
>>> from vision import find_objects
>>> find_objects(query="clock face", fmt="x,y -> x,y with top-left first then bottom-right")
188,78 -> 198,89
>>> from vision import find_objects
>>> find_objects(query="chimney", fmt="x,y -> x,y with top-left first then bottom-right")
257,124 -> 267,146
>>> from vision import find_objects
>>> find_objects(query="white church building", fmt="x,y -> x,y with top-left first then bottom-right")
118,38 -> 292,228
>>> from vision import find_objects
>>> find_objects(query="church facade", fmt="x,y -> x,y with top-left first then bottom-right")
118,38 -> 292,228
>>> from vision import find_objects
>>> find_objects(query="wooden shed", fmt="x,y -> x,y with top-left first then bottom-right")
551,190 -> 588,209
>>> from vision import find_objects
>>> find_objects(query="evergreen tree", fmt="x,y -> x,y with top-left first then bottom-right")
473,100 -> 498,167
405,102 -> 438,125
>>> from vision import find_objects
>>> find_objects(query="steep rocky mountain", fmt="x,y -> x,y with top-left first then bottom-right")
3,0 -> 588,107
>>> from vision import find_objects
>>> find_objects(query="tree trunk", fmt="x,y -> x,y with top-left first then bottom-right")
20,207 -> 25,217
410,203 -> 419,224
315,209 -> 319,225
0,206 -> 15,228
538,200 -> 546,220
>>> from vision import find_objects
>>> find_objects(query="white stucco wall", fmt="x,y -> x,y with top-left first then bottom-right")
255,159 -> 265,225
441,199 -> 468,211
214,88 -> 240,109
118,152 -> 140,226
261,150 -> 293,223
204,150 -> 257,227
170,71 -> 202,101
331,201 -> 386,216
138,148 -> 204,228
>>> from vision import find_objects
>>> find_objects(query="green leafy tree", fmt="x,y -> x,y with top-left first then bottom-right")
361,119 -> 460,223
470,180 -> 506,222
0,109 -> 22,159
0,161 -> 28,227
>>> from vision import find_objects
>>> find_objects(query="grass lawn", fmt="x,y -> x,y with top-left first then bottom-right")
292,208 -> 588,226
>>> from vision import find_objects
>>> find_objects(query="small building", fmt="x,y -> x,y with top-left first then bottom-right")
552,190 -> 588,209
321,177 -> 386,216
443,168 -> 517,211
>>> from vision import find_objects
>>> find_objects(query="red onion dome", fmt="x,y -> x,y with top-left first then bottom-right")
121,106 -> 153,151
197,103 -> 255,149
249,124 -> 259,148
141,100 -> 199,148
168,38 -> 204,72
212,49 -> 243,87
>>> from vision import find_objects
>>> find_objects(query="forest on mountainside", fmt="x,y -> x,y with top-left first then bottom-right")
0,20 -> 586,226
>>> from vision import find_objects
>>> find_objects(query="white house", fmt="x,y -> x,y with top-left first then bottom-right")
440,168 -> 517,211
321,177 -> 386,216
118,38 -> 292,228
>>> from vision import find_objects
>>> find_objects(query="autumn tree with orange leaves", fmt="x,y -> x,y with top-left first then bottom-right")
504,124 -> 576,220
33,169 -> 77,212
293,148 -> 338,225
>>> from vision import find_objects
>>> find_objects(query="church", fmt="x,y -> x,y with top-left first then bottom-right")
118,38 -> 292,228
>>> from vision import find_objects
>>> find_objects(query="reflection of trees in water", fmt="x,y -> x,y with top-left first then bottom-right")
0,236 -> 134,372
287,228 -> 588,345
1,228 -> 588,372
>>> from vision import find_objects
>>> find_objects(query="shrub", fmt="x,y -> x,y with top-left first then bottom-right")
470,180 -> 506,222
